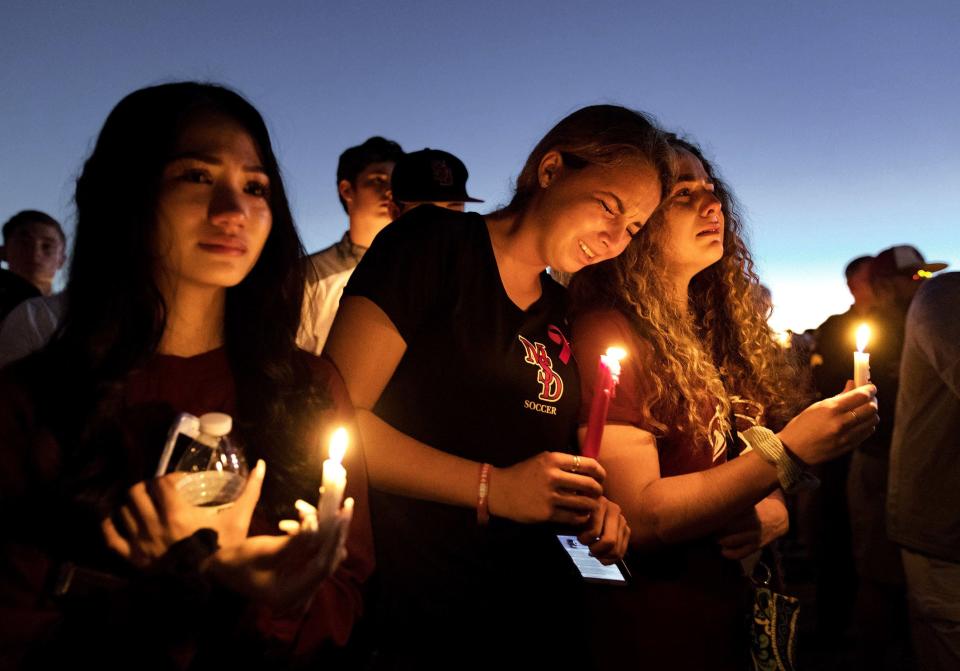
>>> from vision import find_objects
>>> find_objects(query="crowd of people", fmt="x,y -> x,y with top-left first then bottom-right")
0,80 -> 952,671
805,245 -> 954,670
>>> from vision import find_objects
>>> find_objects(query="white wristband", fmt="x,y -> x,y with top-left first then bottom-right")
740,426 -> 819,494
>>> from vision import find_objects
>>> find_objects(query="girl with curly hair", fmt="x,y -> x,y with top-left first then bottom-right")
569,136 -> 879,669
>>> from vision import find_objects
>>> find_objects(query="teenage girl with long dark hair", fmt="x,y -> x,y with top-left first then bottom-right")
0,82 -> 371,669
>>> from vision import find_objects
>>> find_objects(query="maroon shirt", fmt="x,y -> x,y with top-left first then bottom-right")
573,308 -> 748,671
574,308 -> 728,475
0,348 -> 373,668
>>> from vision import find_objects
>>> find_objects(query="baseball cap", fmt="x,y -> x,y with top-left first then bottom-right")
870,245 -> 948,280
391,148 -> 483,204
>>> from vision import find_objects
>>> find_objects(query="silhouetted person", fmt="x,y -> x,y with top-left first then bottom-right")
888,271 -> 960,671
808,254 -> 874,644
849,245 -> 947,670
389,148 -> 483,217
813,255 -> 875,398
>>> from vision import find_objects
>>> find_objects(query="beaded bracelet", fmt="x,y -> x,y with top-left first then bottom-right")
477,463 -> 491,526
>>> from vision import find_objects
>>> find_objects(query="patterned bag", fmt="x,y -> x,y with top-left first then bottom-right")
749,560 -> 800,671
726,397 -> 801,670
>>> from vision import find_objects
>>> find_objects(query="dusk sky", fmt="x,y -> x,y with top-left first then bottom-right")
3,1 -> 957,331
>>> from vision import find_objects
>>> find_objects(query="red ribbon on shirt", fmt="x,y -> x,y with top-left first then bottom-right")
547,325 -> 571,365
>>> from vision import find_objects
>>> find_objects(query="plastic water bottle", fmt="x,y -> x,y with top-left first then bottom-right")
173,412 -> 248,507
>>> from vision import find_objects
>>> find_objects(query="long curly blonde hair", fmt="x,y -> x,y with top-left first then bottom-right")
571,137 -> 806,449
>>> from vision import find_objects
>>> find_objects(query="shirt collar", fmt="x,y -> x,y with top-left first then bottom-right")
336,231 -> 367,263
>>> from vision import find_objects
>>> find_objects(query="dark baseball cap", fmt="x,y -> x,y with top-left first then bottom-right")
391,148 -> 483,204
870,245 -> 948,280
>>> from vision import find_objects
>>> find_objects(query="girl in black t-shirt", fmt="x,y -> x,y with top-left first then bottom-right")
325,105 -> 671,665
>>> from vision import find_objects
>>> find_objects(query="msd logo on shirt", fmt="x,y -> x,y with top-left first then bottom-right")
518,323 -> 574,419
518,334 -> 564,403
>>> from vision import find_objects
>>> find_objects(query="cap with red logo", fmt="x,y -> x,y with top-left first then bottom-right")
391,148 -> 483,204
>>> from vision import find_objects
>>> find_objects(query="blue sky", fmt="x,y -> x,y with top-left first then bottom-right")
2,0 -> 957,330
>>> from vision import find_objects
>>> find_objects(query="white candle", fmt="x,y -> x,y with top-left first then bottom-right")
853,324 -> 871,387
317,427 -> 348,524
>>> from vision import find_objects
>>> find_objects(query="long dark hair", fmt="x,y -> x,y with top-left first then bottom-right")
42,82 -> 327,518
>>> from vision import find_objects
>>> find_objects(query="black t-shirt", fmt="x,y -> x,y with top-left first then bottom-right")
343,205 -> 585,661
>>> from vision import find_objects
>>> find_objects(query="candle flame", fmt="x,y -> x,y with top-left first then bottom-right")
856,324 -> 870,353
605,346 -> 627,361
329,427 -> 348,464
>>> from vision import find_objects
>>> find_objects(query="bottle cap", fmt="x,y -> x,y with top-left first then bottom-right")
198,412 -> 232,437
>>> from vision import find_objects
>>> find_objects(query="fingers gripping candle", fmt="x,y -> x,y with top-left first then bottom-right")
854,324 -> 871,387
317,427 -> 348,524
582,347 -> 627,459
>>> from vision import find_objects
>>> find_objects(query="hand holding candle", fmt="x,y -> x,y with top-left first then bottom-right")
853,324 -> 871,387
317,427 -> 349,525
582,347 -> 627,459
285,496 -> 354,535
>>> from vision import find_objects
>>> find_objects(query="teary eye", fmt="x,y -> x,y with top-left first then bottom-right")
245,180 -> 271,198
179,168 -> 213,184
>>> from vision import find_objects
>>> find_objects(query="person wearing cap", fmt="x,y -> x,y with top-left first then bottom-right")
807,254 -> 875,643
871,245 -> 947,307
847,245 -> 947,669
389,148 -> 483,217
864,246 -> 948,449
297,137 -> 404,355
888,271 -> 960,671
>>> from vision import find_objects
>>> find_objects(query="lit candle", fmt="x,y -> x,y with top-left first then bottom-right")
317,427 -> 348,524
582,347 -> 627,459
854,324 -> 871,387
